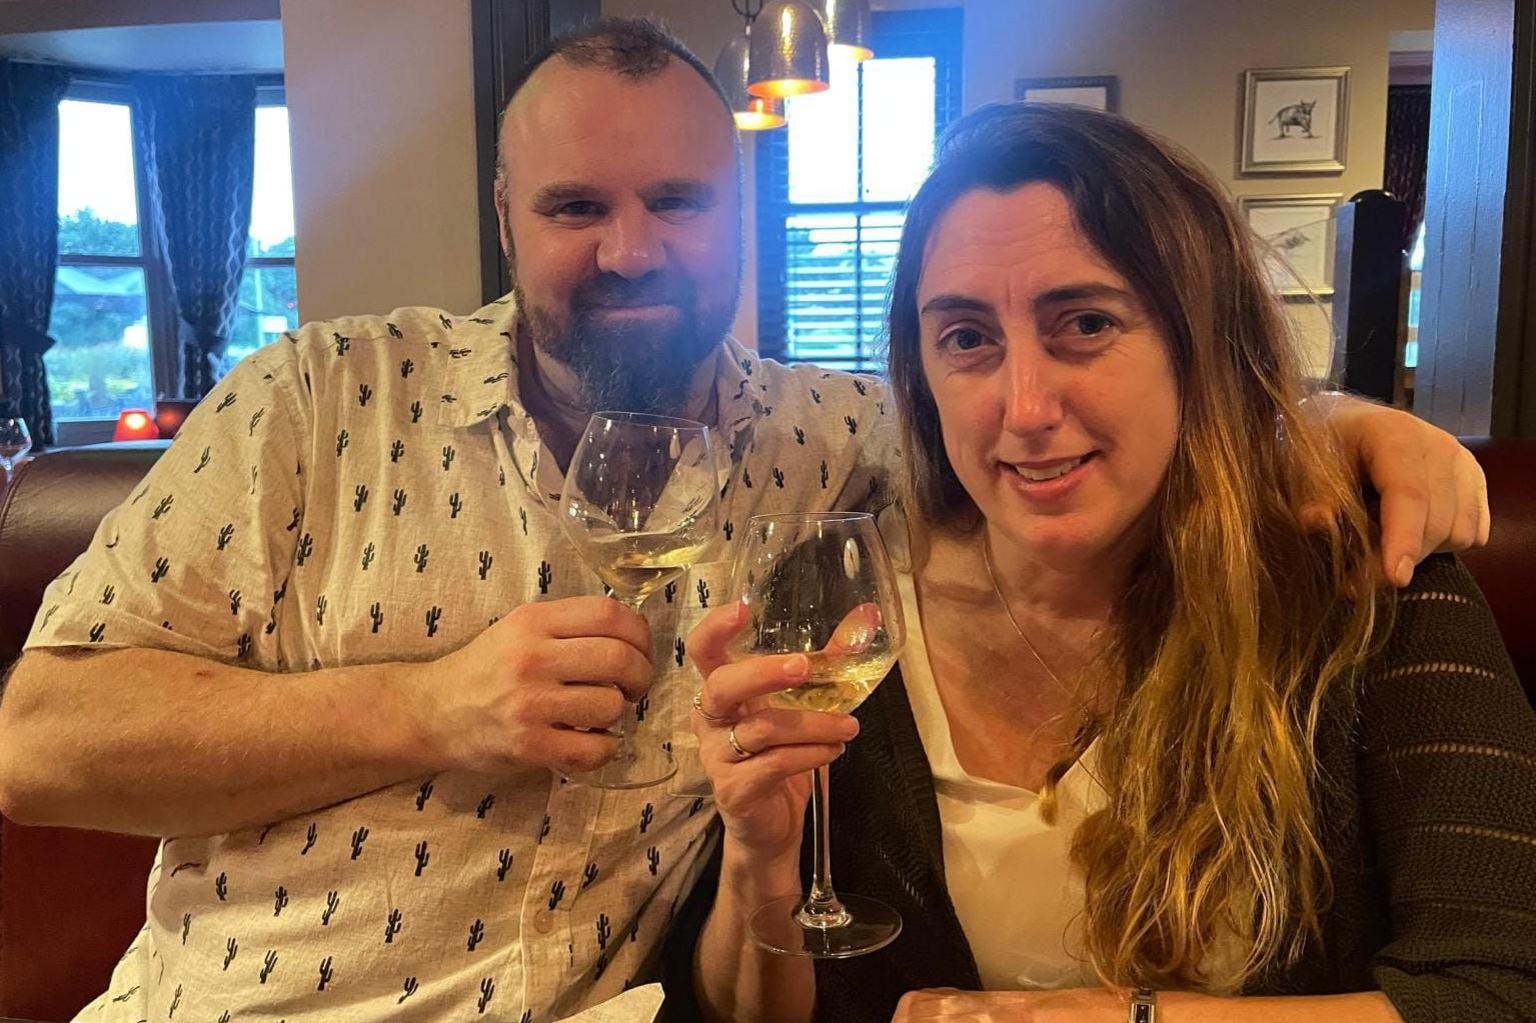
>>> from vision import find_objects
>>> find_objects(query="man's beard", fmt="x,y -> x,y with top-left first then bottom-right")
517,272 -> 728,417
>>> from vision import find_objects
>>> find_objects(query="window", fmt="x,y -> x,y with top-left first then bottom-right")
46,77 -> 296,435
1405,219 -> 1425,370
228,95 -> 298,371
49,91 -> 156,421
757,9 -> 962,372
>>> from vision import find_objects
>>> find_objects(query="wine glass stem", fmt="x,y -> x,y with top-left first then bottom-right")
796,765 -> 851,929
612,594 -> 649,752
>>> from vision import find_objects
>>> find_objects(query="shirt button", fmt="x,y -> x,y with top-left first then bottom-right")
534,909 -> 555,934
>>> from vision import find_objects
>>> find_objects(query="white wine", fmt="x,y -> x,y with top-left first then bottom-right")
768,649 -> 897,715
584,532 -> 708,602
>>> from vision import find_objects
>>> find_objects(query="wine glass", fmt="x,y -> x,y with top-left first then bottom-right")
728,511 -> 906,958
558,412 -> 719,789
0,417 -> 32,486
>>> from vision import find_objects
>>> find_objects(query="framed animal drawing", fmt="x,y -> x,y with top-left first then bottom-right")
1239,193 -> 1342,297
1014,75 -> 1119,113
1241,67 -> 1349,174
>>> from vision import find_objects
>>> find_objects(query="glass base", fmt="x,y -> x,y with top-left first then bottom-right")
749,893 -> 902,959
565,740 -> 677,790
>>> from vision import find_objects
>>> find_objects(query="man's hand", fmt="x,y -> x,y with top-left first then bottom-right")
1312,394 -> 1490,586
428,596 -> 654,775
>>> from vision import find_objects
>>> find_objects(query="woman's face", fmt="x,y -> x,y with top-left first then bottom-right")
917,183 -> 1181,568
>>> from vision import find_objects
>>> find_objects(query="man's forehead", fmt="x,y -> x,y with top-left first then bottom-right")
502,58 -> 736,192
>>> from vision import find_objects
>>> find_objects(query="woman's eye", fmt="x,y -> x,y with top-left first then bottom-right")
944,327 -> 987,351
1073,313 -> 1114,336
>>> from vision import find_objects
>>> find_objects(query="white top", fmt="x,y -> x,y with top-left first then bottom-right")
898,570 -> 1104,990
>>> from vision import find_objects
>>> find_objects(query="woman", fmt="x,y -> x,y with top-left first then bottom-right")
675,103 -> 1536,1023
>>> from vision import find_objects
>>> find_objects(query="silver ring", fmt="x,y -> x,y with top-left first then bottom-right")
693,689 -> 729,725
727,724 -> 756,760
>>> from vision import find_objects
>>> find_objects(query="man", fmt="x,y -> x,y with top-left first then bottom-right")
0,18 -> 1489,1023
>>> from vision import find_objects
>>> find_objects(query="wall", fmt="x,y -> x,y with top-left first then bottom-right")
601,0 -> 761,348
279,0 -> 482,321
966,0 -> 1434,374
616,0 -> 1435,369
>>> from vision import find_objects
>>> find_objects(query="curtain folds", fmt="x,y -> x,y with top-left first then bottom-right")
0,59 -> 72,447
134,75 -> 256,398
1385,84 -> 1432,251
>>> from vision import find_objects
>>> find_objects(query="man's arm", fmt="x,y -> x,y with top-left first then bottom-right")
0,647 -> 433,836
1307,393 -> 1490,586
0,596 -> 654,838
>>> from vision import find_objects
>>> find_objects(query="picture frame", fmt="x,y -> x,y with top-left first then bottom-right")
1239,193 -> 1342,298
1014,75 -> 1119,113
1240,66 -> 1349,174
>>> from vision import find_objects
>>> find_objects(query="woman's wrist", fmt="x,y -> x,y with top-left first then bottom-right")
719,843 -> 803,908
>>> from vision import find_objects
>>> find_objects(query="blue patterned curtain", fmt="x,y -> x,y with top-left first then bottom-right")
134,75 -> 255,397
0,59 -> 71,447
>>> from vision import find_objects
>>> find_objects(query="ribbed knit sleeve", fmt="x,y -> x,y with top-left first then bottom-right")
1360,554 -> 1536,1022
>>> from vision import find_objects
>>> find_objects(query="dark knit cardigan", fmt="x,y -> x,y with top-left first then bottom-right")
663,555 -> 1536,1022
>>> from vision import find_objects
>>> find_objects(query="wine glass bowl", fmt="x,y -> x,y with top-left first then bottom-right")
0,417 -> 33,485
728,511 -> 906,957
558,411 -> 719,789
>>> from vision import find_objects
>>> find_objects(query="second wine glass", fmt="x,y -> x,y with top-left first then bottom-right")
728,511 -> 906,957
558,411 -> 719,789
0,417 -> 32,486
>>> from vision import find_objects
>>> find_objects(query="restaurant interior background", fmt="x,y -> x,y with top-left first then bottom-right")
0,0 -> 1531,442
2,4 -> 1535,1019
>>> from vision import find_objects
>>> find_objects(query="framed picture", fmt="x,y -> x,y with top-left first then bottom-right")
1015,75 -> 1119,113
1239,194 -> 1342,298
1240,66 -> 1349,174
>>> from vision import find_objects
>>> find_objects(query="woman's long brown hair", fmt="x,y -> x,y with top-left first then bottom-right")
885,102 -> 1383,992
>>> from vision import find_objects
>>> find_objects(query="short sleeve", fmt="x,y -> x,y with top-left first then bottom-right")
23,340 -> 312,665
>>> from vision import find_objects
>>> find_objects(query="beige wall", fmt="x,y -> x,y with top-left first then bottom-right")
280,0 -> 482,321
611,0 -> 1434,369
601,0 -> 761,348
964,0 -> 1432,202
966,0 -> 1432,374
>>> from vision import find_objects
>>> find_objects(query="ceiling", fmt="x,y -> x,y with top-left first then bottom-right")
0,17 -> 282,73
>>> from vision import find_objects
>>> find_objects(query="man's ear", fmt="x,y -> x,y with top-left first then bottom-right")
494,177 -> 511,255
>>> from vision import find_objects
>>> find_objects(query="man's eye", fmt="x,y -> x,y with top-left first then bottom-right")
653,196 -> 699,213
554,201 -> 602,217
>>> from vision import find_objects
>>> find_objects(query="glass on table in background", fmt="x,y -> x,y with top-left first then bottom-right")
0,417 -> 33,485
728,511 -> 906,957
558,412 -> 719,789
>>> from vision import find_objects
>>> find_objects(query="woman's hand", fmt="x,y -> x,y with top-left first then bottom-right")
687,602 -> 860,862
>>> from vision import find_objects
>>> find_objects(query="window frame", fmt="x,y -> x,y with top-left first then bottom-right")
754,8 -> 962,371
51,72 -> 288,446
53,78 -> 173,444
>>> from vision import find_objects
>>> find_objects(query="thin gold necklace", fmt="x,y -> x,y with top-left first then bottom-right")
981,530 -> 1066,690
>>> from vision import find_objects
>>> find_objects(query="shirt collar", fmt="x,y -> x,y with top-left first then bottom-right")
435,293 -> 522,429
437,294 -> 765,452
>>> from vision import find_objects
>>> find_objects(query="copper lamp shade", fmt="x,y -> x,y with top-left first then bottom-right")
810,0 -> 873,61
748,0 -> 830,98
714,27 -> 788,129
737,96 -> 787,130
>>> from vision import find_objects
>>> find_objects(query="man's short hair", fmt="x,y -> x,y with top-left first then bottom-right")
494,17 -> 735,179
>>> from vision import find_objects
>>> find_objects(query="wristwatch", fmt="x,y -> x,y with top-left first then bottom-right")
1128,988 -> 1157,1023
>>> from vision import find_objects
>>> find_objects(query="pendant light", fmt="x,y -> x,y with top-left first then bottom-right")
713,24 -> 787,130
809,0 -> 873,61
747,0 -> 830,98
